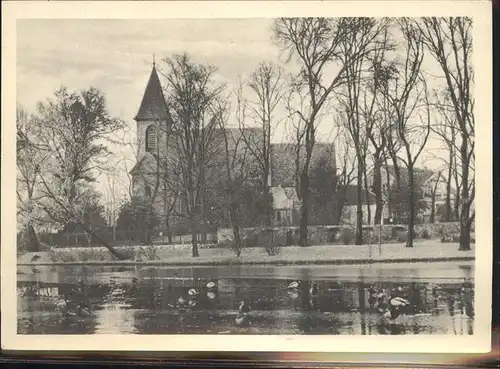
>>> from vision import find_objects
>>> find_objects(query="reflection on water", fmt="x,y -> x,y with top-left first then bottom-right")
17,263 -> 474,335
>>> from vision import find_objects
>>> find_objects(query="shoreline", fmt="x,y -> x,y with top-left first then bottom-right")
17,255 -> 474,267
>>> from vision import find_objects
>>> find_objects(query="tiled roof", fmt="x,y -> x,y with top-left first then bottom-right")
385,165 -> 435,187
134,65 -> 170,121
270,143 -> 335,187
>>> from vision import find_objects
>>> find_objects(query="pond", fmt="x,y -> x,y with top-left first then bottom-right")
17,262 -> 475,335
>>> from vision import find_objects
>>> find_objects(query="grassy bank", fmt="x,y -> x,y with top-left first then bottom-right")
18,241 -> 475,267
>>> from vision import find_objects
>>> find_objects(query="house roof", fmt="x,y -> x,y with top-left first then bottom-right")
270,143 -> 335,187
384,165 -> 435,187
337,185 -> 377,206
134,65 -> 170,121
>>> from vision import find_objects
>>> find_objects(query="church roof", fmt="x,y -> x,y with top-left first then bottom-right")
134,65 -> 170,121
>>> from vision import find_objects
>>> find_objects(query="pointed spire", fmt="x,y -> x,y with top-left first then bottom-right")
134,62 -> 169,121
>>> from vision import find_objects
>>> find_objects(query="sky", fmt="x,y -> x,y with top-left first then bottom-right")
17,19 -> 448,213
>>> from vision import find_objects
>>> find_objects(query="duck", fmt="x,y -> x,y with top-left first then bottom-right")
238,300 -> 250,314
309,284 -> 319,310
31,267 -> 41,274
56,299 -> 76,318
207,291 -> 216,300
376,290 -> 387,313
287,289 -> 299,300
31,254 -> 41,262
177,295 -> 187,307
77,305 -> 92,317
188,288 -> 199,296
206,281 -> 216,289
235,312 -> 249,326
111,287 -> 125,296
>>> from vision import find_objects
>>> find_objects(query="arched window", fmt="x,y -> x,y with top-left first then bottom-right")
145,125 -> 157,153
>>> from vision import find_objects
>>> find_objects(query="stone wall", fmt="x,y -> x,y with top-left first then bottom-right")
216,222 -> 471,248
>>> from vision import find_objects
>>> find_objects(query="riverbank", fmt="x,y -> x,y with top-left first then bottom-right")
17,241 -> 475,267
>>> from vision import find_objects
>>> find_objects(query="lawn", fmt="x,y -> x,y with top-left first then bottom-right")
18,240 -> 475,266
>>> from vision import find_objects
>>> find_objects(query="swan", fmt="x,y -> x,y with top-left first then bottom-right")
188,288 -> 199,296
288,281 -> 299,289
206,281 -> 216,289
383,296 -> 410,320
390,296 -> 410,307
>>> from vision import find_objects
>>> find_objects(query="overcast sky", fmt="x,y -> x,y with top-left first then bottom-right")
17,19 -> 284,124
17,19 -> 447,208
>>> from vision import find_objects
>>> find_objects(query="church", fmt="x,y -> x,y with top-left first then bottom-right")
129,63 -> 337,236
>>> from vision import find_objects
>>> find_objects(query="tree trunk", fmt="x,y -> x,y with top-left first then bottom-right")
390,152 -> 401,189
384,158 -> 393,219
373,155 -> 383,225
232,223 -> 242,257
191,218 -> 199,257
363,165 -> 372,225
444,148 -> 453,221
264,187 -> 272,227
459,135 -> 471,251
27,223 -> 41,252
355,163 -> 363,245
430,191 -> 436,223
406,165 -> 415,248
82,224 -> 127,260
298,170 -> 310,247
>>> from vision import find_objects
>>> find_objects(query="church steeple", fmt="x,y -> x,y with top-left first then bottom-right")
134,61 -> 168,121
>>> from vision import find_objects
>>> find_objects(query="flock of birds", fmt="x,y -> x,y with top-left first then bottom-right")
48,276 -> 473,327
286,280 -> 411,321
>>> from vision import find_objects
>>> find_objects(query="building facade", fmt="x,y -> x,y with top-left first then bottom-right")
130,65 -> 337,235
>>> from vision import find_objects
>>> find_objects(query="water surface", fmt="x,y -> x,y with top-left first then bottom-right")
17,262 -> 475,335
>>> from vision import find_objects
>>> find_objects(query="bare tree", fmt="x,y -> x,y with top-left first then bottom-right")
33,87 -> 127,259
380,19 -> 431,247
16,106 -> 51,252
429,170 -> 443,223
332,127 -> 357,224
240,62 -> 286,226
430,92 -> 460,221
418,17 -> 474,250
162,53 -> 225,257
214,92 -> 256,256
274,17 -> 384,246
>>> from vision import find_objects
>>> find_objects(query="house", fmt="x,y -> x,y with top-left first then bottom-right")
269,142 -> 336,227
129,64 -> 337,233
367,165 -> 455,223
336,185 -> 382,226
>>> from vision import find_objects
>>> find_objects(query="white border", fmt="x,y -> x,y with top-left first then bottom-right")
1,1 -> 492,353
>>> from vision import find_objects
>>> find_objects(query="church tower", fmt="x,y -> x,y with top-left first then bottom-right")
134,60 -> 171,158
